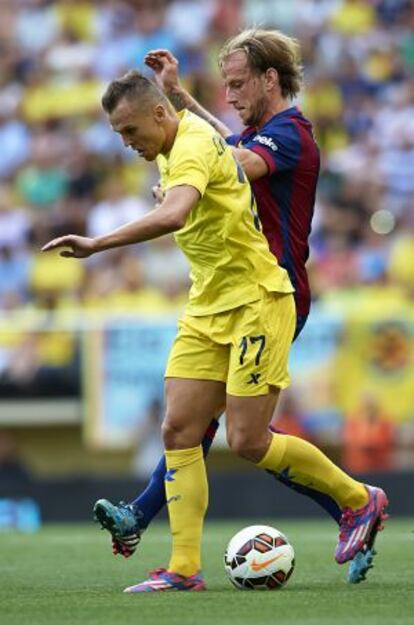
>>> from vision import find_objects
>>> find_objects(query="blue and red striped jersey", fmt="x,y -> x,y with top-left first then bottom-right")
226,106 -> 319,317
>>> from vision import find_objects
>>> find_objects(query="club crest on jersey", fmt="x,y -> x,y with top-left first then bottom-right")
253,135 -> 278,151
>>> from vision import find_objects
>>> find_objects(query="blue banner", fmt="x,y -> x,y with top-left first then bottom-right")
84,319 -> 176,447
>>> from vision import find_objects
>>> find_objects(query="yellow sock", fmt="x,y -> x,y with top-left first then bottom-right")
257,434 -> 368,510
164,446 -> 208,577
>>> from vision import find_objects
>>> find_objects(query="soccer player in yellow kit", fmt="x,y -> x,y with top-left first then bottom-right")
42,70 -> 388,592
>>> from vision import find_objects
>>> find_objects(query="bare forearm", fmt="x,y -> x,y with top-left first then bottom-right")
94,208 -> 181,252
41,187 -> 197,258
167,86 -> 232,138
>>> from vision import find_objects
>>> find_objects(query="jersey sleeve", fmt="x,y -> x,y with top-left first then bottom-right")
164,133 -> 213,197
156,154 -> 169,191
243,121 -> 301,174
225,134 -> 241,146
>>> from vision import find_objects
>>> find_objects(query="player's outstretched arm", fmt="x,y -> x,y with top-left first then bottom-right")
42,186 -> 200,257
144,49 -> 232,139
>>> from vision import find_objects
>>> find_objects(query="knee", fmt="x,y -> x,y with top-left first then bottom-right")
161,417 -> 184,449
161,416 -> 201,450
227,428 -> 270,463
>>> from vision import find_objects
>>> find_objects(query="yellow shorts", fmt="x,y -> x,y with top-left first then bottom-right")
165,289 -> 296,396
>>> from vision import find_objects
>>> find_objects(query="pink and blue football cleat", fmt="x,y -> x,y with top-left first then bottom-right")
123,568 -> 206,593
335,485 -> 389,576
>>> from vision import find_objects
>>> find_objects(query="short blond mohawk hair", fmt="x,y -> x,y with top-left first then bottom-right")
218,29 -> 303,99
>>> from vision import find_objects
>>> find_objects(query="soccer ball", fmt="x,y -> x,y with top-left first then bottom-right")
224,525 -> 295,590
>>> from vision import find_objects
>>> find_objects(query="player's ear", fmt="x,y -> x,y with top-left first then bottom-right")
264,68 -> 279,92
153,103 -> 167,124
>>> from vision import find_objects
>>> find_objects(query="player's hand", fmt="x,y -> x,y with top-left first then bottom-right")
41,235 -> 96,258
144,49 -> 180,93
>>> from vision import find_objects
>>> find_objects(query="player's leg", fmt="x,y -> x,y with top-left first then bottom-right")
262,312 -> 378,582
162,378 -> 225,574
226,291 -> 388,567
268,313 -> 341,524
122,317 -> 229,592
227,393 -> 388,566
129,417 -> 219,524
94,317 -> 226,558
267,427 -> 341,524
94,416 -> 221,558
123,377 -> 226,593
268,312 -> 385,581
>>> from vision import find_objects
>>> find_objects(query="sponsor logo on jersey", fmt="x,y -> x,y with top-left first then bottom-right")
253,135 -> 278,151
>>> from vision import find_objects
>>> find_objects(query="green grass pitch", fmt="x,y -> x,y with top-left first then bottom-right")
2,518 -> 413,625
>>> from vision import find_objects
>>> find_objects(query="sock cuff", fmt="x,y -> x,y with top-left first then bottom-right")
165,445 -> 203,469
256,433 -> 287,471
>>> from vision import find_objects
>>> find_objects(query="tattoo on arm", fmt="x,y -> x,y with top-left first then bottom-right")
168,90 -> 188,112
167,89 -> 232,138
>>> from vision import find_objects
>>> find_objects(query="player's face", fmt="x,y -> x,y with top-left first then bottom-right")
109,98 -> 166,161
221,50 -> 268,127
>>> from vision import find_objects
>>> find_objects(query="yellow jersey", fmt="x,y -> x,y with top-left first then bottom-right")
157,110 -> 293,316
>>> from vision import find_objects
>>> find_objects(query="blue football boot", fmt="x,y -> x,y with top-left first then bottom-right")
348,548 -> 375,584
94,499 -> 142,558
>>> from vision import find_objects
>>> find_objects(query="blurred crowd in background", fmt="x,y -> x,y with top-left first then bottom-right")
1,0 -> 414,315
0,0 -> 414,474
